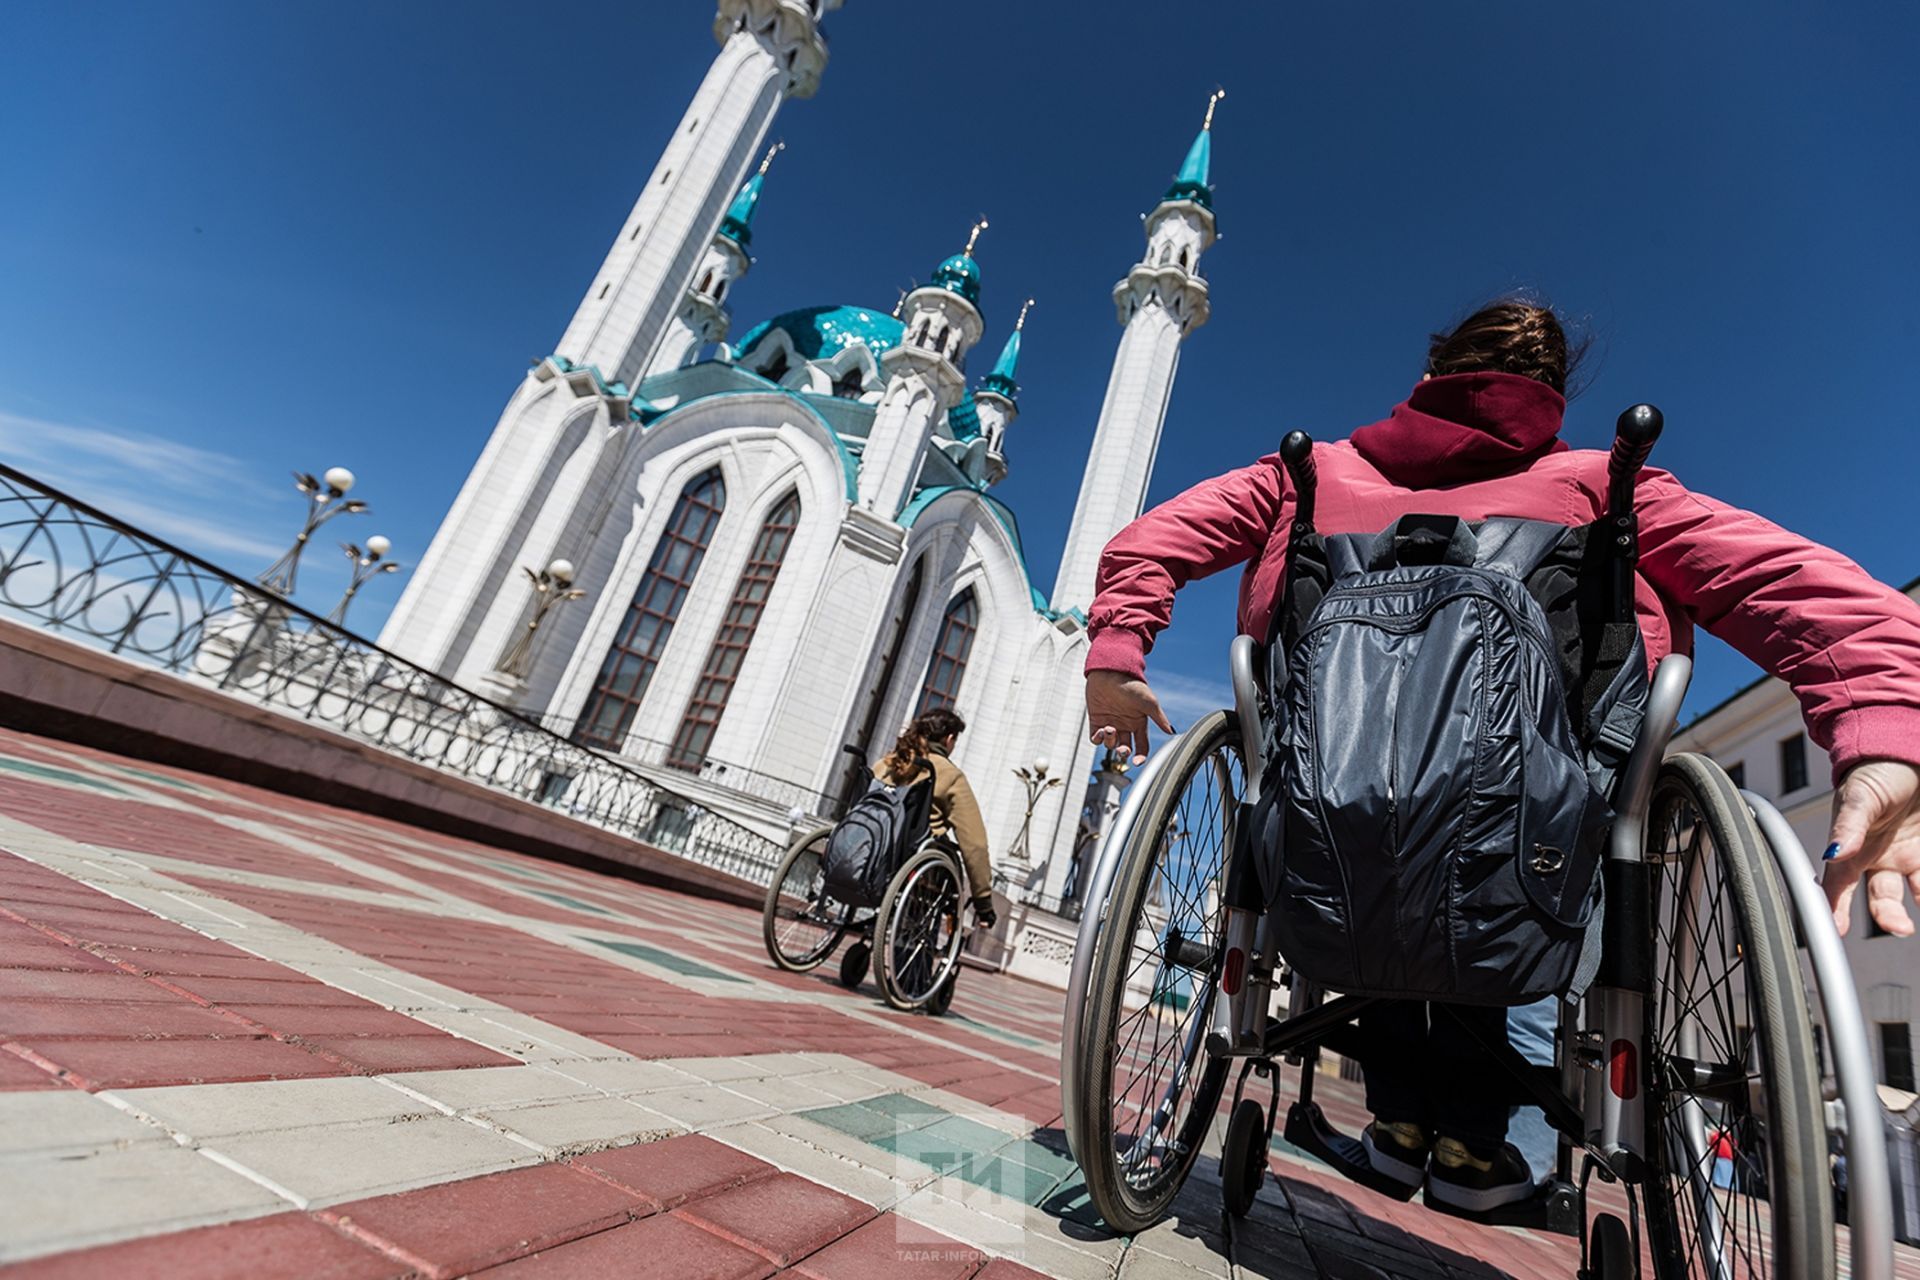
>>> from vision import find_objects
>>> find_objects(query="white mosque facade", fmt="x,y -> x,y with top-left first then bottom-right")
377,0 -> 1220,957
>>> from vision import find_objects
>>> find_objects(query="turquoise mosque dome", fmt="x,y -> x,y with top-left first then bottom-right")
731,303 -> 982,442
931,253 -> 982,306
733,304 -> 904,364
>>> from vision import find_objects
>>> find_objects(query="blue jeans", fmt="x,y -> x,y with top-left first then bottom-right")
1506,997 -> 1558,1179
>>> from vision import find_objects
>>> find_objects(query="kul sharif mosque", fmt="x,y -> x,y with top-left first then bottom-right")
379,0 -> 1222,969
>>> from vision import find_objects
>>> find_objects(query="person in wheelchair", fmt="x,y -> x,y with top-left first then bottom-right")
875,708 -> 998,934
1081,298 -> 1920,1211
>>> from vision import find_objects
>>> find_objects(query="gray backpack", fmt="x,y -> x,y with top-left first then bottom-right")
822,766 -> 934,909
1263,513 -> 1648,1005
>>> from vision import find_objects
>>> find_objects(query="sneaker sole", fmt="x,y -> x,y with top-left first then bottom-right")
1425,1173 -> 1535,1213
1361,1130 -> 1427,1189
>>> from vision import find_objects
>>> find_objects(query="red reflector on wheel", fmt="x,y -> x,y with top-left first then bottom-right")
1609,1039 -> 1638,1100
1220,948 -> 1245,995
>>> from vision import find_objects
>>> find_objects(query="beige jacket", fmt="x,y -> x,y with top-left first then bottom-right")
875,748 -> 992,902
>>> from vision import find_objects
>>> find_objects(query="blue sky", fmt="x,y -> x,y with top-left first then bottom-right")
3,2 -> 1917,729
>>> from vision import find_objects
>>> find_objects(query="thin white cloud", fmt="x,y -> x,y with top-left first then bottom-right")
0,410 -> 286,563
1149,669 -> 1236,730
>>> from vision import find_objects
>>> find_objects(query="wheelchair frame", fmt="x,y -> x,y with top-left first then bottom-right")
1060,410 -> 1895,1279
762,825 -> 970,1016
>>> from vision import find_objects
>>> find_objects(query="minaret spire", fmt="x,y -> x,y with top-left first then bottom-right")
1051,102 -> 1221,612
975,297 -> 1032,486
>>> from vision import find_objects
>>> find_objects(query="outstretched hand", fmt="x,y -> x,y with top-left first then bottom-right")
1824,759 -> 1920,937
1086,669 -> 1174,765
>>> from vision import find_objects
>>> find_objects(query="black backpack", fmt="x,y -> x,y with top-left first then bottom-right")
822,764 -> 934,910
1261,513 -> 1649,1005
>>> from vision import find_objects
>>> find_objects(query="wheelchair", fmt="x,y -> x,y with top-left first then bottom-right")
762,824 -> 966,1017
1060,407 -> 1896,1280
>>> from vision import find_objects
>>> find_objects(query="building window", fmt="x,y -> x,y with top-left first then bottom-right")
760,352 -> 789,384
1725,760 -> 1746,790
1780,733 -> 1809,793
667,491 -> 800,770
916,589 -> 978,714
831,366 -> 864,399
573,470 -> 726,750
1881,1021 -> 1916,1092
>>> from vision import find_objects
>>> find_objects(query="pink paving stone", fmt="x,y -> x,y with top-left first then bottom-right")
0,1049 -> 61,1089
303,1035 -> 517,1073
572,1134 -> 776,1210
221,1004 -> 456,1037
20,1034 -> 344,1089
0,998 -> 246,1039
790,1213 -> 985,1280
475,1211 -> 773,1280
163,977 -> 377,1006
0,938 -> 119,972
323,1162 -> 646,1279
671,1172 -> 876,1268
0,967 -> 181,1002
0,1211 -> 403,1279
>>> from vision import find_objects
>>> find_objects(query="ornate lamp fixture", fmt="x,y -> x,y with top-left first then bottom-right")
495,559 -> 587,681
259,467 -> 367,597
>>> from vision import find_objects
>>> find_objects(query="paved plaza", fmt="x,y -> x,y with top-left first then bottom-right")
0,725 -> 1911,1279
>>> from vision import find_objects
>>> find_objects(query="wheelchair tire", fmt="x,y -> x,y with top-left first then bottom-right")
875,846 -> 965,1013
838,938 -> 871,989
1072,710 -> 1241,1234
926,971 -> 955,1018
1586,1212 -> 1633,1280
1221,1097 -> 1267,1218
762,828 -> 850,973
1640,753 -> 1833,1279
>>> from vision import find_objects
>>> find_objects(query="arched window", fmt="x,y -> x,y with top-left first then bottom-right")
916,589 -> 978,714
573,470 -> 726,749
760,351 -> 789,384
713,278 -> 727,303
666,491 -> 801,769
697,269 -> 714,295
831,366 -> 864,399
839,559 -> 926,812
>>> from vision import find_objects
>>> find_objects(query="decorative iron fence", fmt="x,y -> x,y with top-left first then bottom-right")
0,463 -> 787,886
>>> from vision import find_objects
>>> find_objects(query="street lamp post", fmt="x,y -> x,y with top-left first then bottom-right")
326,536 -> 401,628
1007,756 -> 1066,869
495,559 -> 586,681
259,467 -> 367,597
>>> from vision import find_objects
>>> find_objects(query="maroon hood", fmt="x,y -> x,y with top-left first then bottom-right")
1350,371 -> 1568,486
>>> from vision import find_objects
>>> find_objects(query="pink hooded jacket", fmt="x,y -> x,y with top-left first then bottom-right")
1086,371 -> 1920,782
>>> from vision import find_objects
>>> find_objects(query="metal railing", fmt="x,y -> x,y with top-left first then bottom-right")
0,463 -> 787,887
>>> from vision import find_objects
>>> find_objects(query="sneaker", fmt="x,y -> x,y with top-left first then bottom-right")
1426,1136 -> 1534,1212
1361,1120 -> 1430,1190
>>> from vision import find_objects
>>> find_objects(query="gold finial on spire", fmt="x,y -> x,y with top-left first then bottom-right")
892,286 -> 910,320
963,216 -> 989,257
757,140 -> 785,176
1203,87 -> 1226,132
1015,298 -> 1035,331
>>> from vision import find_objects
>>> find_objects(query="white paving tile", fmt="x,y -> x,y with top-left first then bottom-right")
0,1146 -> 286,1263
0,1091 -> 168,1159
473,1095 -> 683,1155
204,1115 -> 539,1208
109,1075 -> 429,1140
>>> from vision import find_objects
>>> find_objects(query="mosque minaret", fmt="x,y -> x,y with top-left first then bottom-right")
380,3 -> 1222,980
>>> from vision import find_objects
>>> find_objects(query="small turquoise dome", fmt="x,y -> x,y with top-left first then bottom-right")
931,253 -> 982,305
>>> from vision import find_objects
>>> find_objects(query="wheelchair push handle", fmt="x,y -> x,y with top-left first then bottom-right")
1280,430 -> 1317,535
1607,404 -> 1663,517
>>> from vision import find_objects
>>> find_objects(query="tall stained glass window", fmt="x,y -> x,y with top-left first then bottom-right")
667,491 -> 801,769
915,589 -> 978,715
573,470 -> 725,750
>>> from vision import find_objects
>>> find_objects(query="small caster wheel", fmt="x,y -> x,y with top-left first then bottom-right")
838,939 -> 871,989
1221,1097 -> 1268,1217
925,974 -> 955,1017
1584,1212 -> 1634,1280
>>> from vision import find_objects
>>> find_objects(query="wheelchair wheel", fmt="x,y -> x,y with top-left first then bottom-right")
926,970 -> 956,1018
1586,1212 -> 1634,1280
1221,1097 -> 1268,1217
762,828 -> 850,973
1072,710 -> 1241,1233
838,938 -> 871,989
875,846 -> 965,1012
1640,753 -> 1832,1279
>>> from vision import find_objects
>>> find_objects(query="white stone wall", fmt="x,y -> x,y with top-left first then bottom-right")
1672,588 -> 1920,1093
